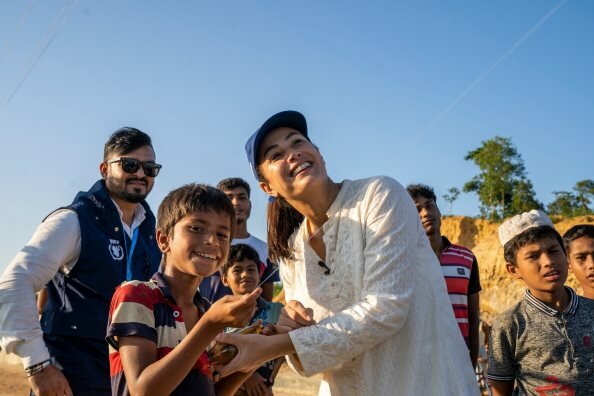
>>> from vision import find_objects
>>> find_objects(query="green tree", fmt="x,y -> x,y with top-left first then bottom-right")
442,187 -> 461,215
547,191 -> 578,217
573,179 -> 594,214
463,136 -> 542,220
547,179 -> 594,217
511,179 -> 542,215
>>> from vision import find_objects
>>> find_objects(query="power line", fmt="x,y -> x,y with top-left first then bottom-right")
0,0 -> 79,111
0,0 -> 38,66
402,0 -> 569,151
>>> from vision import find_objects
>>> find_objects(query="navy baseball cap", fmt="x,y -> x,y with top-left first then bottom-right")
245,110 -> 308,179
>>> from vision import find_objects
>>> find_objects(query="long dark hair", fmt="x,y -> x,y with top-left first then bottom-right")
267,196 -> 304,262
256,167 -> 304,262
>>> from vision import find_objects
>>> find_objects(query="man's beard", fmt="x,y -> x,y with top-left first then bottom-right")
106,176 -> 151,203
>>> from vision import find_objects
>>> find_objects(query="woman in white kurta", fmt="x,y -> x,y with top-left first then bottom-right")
216,111 -> 478,395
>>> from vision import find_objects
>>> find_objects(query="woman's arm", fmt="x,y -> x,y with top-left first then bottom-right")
217,333 -> 295,377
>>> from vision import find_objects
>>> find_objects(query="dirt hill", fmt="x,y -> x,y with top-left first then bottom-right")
441,215 -> 594,323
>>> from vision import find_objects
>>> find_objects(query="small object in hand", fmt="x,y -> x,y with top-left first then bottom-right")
208,323 -> 263,366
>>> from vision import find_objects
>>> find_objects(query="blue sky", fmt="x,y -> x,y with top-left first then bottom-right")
1,0 -> 592,271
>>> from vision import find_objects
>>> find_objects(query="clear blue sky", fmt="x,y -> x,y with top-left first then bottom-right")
1,0 -> 592,272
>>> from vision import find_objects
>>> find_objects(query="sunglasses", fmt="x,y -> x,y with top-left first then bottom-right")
106,157 -> 162,177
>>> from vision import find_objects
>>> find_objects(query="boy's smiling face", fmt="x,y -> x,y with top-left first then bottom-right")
158,210 -> 232,278
222,259 -> 260,296
507,236 -> 568,299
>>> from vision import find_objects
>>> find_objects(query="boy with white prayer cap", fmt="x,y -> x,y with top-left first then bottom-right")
487,210 -> 594,396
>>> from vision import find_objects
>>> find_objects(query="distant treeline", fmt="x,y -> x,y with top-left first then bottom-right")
443,136 -> 593,220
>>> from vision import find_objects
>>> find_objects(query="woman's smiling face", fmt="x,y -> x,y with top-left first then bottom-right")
257,127 -> 327,201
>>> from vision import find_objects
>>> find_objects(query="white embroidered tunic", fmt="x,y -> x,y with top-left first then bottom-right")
283,177 -> 479,396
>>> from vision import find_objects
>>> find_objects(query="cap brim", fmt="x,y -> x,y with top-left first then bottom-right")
246,110 -> 308,179
253,111 -> 308,158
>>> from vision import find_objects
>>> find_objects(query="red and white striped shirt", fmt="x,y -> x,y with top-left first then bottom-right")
439,237 -> 481,347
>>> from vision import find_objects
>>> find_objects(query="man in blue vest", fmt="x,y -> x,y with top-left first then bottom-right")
0,128 -> 162,395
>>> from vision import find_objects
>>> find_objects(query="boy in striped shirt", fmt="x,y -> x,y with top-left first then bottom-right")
106,184 -> 260,395
407,184 -> 481,368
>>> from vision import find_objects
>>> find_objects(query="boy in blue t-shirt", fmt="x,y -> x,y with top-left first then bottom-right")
221,244 -> 284,395
106,184 -> 261,396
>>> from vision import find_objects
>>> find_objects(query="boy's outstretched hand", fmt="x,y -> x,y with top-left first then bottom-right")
205,287 -> 262,328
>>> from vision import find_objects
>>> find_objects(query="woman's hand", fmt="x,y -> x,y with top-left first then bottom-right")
215,332 -> 295,378
275,300 -> 316,333
215,333 -> 269,376
205,288 -> 262,328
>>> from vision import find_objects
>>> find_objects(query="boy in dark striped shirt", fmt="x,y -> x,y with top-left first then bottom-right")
106,184 -> 260,395
488,210 -> 594,395
407,184 -> 481,368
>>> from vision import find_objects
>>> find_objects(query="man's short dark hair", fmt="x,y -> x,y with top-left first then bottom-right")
503,226 -> 565,266
217,178 -> 251,198
157,183 -> 236,240
104,127 -> 153,159
563,224 -> 594,253
406,183 -> 437,203
220,243 -> 261,277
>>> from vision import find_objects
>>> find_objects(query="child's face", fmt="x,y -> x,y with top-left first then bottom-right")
158,210 -> 232,278
222,259 -> 260,296
506,236 -> 568,296
567,236 -> 594,290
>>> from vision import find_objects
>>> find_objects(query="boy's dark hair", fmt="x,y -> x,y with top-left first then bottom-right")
563,224 -> 594,253
220,244 -> 261,277
406,183 -> 437,203
157,183 -> 236,240
217,178 -> 251,198
104,127 -> 153,159
503,226 -> 565,266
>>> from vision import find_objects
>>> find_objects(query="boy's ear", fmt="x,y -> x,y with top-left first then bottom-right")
258,181 -> 278,198
506,262 -> 522,280
156,228 -> 171,253
221,272 -> 230,287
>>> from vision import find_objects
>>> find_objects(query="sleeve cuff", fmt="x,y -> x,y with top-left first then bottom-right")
487,373 -> 514,381
15,335 -> 51,370
106,323 -> 158,350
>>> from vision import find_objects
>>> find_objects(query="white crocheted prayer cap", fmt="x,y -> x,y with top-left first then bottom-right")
498,209 -> 554,246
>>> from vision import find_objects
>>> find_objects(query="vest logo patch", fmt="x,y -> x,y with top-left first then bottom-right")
109,239 -> 124,261
457,268 -> 465,275
89,195 -> 103,209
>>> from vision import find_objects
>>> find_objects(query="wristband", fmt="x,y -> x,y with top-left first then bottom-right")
25,357 -> 56,377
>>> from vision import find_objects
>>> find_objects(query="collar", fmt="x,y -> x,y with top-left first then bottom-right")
85,179 -> 150,224
325,180 -> 349,219
150,272 -> 206,314
441,236 -> 452,249
524,287 -> 579,316
111,197 -> 147,238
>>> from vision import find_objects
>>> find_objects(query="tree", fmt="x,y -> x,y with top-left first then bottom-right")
442,187 -> 461,215
463,136 -> 542,220
511,179 -> 542,215
573,179 -> 594,214
547,191 -> 578,217
547,179 -> 594,217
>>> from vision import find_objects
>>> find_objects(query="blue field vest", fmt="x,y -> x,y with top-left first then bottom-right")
39,180 -> 161,390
